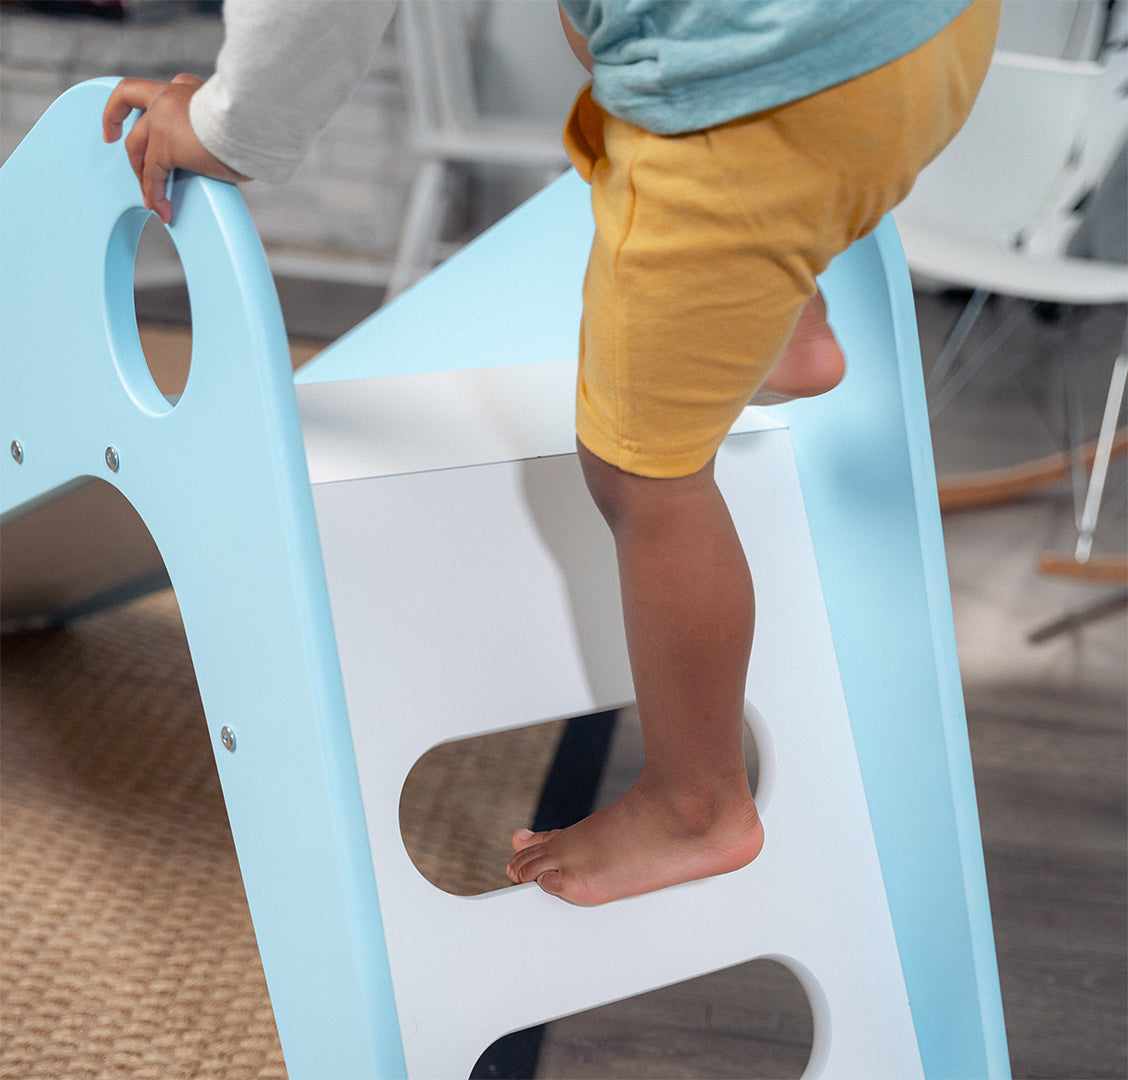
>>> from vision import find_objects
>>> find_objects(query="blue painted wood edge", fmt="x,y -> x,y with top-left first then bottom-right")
0,79 -> 408,1079
776,219 -> 1010,1079
294,174 -> 591,385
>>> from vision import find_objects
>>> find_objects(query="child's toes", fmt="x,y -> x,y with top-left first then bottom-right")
510,827 -> 557,852
507,845 -> 553,885
506,849 -> 531,884
534,869 -> 566,896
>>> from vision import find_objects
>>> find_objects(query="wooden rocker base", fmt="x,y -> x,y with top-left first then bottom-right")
937,428 -> 1128,512
1027,587 -> 1128,642
1037,552 -> 1128,584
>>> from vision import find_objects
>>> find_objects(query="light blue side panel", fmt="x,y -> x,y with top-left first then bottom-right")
0,80 -> 406,1080
301,171 -> 1010,1079
295,175 -> 590,384
777,226 -> 1010,1080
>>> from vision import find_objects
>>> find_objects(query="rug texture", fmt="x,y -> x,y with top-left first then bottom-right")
1,590 -> 559,1079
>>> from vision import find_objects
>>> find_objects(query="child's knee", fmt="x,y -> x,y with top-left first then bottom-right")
576,438 -> 717,534
577,438 -> 634,528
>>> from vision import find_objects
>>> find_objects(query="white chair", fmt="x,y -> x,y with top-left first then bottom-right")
388,0 -> 574,297
893,45 -> 1128,580
995,0 -> 1117,60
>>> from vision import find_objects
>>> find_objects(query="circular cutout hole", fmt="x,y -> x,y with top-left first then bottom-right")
106,209 -> 193,415
133,215 -> 192,404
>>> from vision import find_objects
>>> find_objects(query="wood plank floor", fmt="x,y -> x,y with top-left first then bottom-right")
527,295 -> 1128,1079
926,296 -> 1127,1080
965,681 -> 1126,1080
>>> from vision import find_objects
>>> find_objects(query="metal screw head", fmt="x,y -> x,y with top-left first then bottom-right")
10,441 -> 23,464
220,726 -> 237,752
105,446 -> 120,472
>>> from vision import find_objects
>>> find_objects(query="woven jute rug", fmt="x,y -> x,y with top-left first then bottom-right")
1,589 -> 561,1079
1,321 -> 566,1077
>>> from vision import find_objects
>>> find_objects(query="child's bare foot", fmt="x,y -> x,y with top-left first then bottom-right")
751,289 -> 846,406
506,773 -> 764,905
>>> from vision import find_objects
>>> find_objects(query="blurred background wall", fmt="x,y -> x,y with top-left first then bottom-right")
0,0 -> 587,288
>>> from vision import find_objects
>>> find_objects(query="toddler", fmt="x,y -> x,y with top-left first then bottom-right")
104,0 -> 999,906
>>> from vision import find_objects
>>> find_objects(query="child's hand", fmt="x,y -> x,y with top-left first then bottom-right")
102,74 -> 248,224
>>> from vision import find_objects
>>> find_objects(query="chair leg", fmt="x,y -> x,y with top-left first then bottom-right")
928,297 -> 1029,419
1037,323 -> 1128,585
1062,310 -> 1091,530
1027,588 -> 1128,642
1074,336 -> 1128,562
387,157 -> 448,300
925,287 -> 991,397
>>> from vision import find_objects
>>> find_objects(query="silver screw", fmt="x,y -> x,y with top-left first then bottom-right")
10,441 -> 23,464
105,446 -> 120,472
220,726 -> 237,752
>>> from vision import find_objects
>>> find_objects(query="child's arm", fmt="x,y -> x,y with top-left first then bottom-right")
559,4 -> 594,73
102,0 -> 397,223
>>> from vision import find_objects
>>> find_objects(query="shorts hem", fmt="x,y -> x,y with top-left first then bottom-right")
576,423 -> 722,479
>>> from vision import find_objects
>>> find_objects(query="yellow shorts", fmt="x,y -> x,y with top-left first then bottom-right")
566,0 -> 999,477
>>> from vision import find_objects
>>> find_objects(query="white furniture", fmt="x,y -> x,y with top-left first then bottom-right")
389,0 -> 574,297
1,80 -> 1008,1078
893,45 -> 1128,576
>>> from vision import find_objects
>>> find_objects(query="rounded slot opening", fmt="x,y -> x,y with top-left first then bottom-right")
743,700 -> 777,812
400,716 -> 574,896
472,956 -> 814,1079
400,703 -> 773,897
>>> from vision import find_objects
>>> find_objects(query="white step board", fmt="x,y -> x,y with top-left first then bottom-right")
301,364 -> 921,1078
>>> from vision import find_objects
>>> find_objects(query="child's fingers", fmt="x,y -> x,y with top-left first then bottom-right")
101,73 -> 241,224
142,157 -> 174,224
122,112 -> 144,178
102,77 -> 160,142
133,124 -> 172,222
119,111 -> 171,222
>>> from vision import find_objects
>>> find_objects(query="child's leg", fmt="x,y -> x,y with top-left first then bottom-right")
753,289 -> 846,406
506,443 -> 764,905
516,0 -> 1000,906
506,292 -> 840,905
